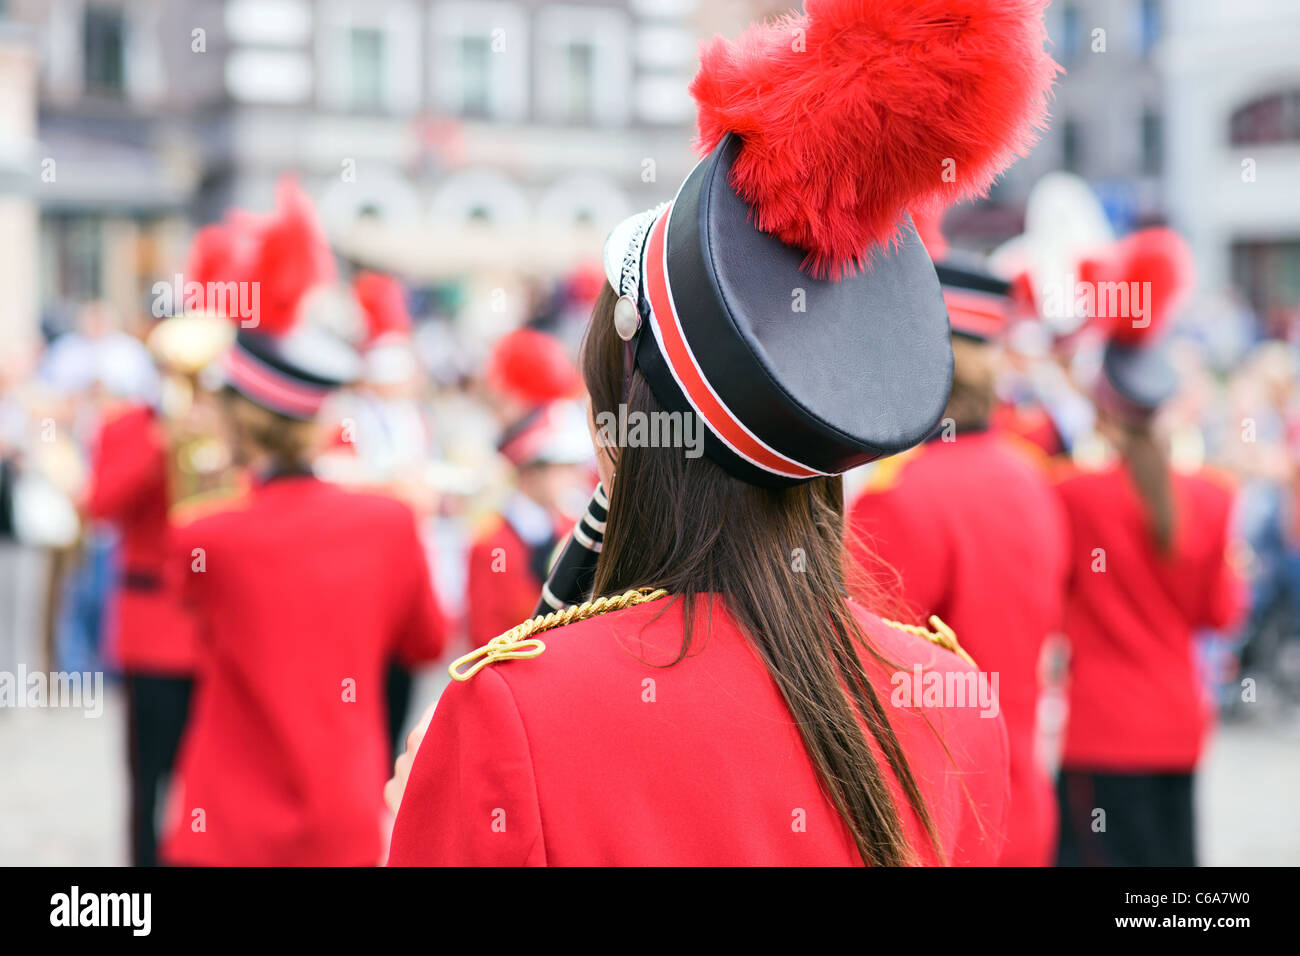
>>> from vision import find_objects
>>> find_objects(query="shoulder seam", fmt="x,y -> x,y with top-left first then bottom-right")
481,666 -> 548,866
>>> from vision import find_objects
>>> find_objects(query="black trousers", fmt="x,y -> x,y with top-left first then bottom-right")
1056,768 -> 1197,866
124,674 -> 193,867
385,662 -> 413,763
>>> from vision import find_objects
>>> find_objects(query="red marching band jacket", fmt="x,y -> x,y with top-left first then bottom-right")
847,430 -> 1069,866
161,474 -> 446,866
464,499 -> 570,650
1054,463 -> 1245,773
388,598 -> 1009,866
84,403 -> 196,676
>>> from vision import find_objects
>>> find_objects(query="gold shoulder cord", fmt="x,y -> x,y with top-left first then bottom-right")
879,614 -> 977,668
449,588 -> 669,682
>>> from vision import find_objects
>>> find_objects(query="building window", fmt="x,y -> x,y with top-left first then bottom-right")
1138,0 -> 1161,58
559,40 -> 596,124
536,6 -> 629,127
430,3 -> 527,122
1230,91 -> 1300,146
348,27 -> 387,112
1062,119 -> 1081,172
317,2 -> 419,115
1141,110 -> 1162,175
458,34 -> 493,118
48,216 -> 104,301
83,5 -> 126,97
1231,240 -> 1300,325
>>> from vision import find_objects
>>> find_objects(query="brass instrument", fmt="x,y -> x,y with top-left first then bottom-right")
146,313 -> 240,511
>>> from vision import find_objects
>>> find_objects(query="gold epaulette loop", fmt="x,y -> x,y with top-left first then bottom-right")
880,614 -> 977,669
449,587 -> 669,682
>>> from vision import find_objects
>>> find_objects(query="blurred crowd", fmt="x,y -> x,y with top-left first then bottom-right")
3,239 -> 1298,715
0,262 -> 603,682
0,174 -> 1298,867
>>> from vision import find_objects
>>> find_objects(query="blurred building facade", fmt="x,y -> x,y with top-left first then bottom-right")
10,0 -> 709,340
1161,0 -> 1300,326
950,0 -> 1167,245
3,0 -> 1298,347
0,15 -> 40,366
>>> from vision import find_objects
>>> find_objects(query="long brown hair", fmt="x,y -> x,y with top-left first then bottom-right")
1112,414 -> 1176,554
582,284 -> 941,866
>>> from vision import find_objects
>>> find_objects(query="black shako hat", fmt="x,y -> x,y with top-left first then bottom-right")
225,323 -> 359,421
1098,339 -> 1179,421
1079,227 -> 1196,423
934,258 -> 1014,344
610,138 -> 951,487
601,0 -> 1058,488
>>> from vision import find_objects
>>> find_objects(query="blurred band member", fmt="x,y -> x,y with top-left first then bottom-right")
161,181 -> 446,866
343,272 -> 437,759
466,398 -> 593,646
83,386 -> 196,867
1055,229 -> 1245,866
847,248 -> 1069,866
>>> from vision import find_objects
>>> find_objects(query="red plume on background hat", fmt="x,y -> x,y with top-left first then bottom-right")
1082,227 -> 1197,420
691,0 -> 1060,279
187,177 -> 360,420
186,224 -> 247,291
247,178 -> 338,337
487,328 -> 581,409
1078,227 -> 1195,347
354,271 -> 413,346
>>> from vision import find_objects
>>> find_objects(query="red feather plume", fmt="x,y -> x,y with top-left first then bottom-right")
691,0 -> 1059,278
1078,227 -> 1195,346
185,224 -> 240,289
487,329 -> 580,407
354,272 -> 412,344
245,177 -> 336,336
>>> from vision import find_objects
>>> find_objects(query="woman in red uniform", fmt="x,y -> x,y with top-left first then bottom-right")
465,400 -> 592,647
847,251 -> 1069,866
160,181 -> 446,866
84,397 -> 197,867
1054,229 -> 1245,866
387,0 -> 1059,866
466,332 -> 591,647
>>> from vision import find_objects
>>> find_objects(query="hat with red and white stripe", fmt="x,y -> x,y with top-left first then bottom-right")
600,0 -> 1058,487
192,177 -> 361,419
225,321 -> 360,421
934,259 -> 1013,343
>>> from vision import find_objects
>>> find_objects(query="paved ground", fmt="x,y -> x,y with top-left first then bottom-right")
1,675 -> 1297,866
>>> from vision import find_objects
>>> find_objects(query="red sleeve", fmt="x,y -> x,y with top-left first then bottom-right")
392,508 -> 446,666
847,487 -> 950,620
387,667 -> 546,866
464,535 -> 534,648
85,415 -> 164,519
949,707 -> 1011,866
167,519 -> 206,619
465,540 -> 498,648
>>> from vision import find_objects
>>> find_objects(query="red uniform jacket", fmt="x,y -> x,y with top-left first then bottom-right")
162,475 -> 446,866
465,518 -> 553,648
84,404 -> 196,675
1055,464 -> 1244,772
388,599 -> 1009,866
847,431 -> 1068,866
